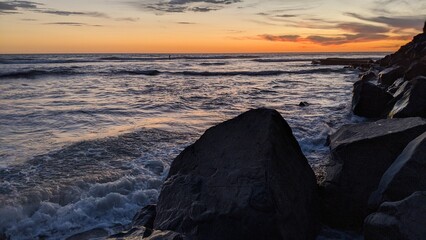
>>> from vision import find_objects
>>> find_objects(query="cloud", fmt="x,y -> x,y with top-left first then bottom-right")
0,0 -> 41,13
176,21 -> 196,24
45,22 -> 103,27
337,22 -> 389,33
345,12 -> 425,30
259,34 -> 300,41
130,0 -> 241,13
38,9 -> 109,18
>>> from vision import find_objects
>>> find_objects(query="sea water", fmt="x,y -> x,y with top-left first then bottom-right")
0,53 -> 384,239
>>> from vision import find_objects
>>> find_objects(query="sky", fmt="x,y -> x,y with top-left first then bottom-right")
0,0 -> 425,53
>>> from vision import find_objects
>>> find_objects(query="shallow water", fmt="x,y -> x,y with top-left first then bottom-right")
0,53 -> 382,239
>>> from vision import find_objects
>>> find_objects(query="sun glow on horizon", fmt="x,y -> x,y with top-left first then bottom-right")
0,0 -> 424,53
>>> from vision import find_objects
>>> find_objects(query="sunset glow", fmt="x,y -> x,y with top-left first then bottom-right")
0,0 -> 425,53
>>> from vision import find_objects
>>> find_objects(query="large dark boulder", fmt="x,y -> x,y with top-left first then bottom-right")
389,76 -> 426,118
378,66 -> 405,86
352,80 -> 393,118
369,132 -> 426,209
404,61 -> 426,80
364,191 -> 426,240
154,108 -> 319,240
320,118 -> 426,228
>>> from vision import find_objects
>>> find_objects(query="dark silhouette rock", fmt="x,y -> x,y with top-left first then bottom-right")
360,71 -> 377,81
132,205 -> 157,229
404,61 -> 426,80
154,108 -> 319,240
312,58 -> 373,66
378,66 -> 405,86
320,118 -> 426,229
352,80 -> 393,118
364,191 -> 426,240
424,20 -> 426,33
299,101 -> 310,107
369,132 -> 426,209
389,76 -> 426,118
377,33 -> 426,68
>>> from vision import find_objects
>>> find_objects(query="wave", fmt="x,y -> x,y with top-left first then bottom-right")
0,68 -> 83,79
0,128 -> 194,240
253,58 -> 313,63
0,67 -> 349,79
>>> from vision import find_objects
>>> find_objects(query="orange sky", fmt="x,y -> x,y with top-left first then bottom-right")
0,0 -> 424,53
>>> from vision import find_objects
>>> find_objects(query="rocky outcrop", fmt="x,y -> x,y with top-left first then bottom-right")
369,132 -> 426,209
364,191 -> 426,240
153,108 -> 319,240
389,76 -> 426,118
378,66 -> 404,86
312,58 -> 373,66
352,29 -> 426,119
352,80 -> 393,118
320,117 -> 426,228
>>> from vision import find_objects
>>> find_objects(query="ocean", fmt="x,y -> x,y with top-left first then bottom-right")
0,53 -> 384,239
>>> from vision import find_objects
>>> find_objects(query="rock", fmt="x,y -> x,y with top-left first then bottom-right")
404,61 -> 426,80
109,229 -> 187,240
364,191 -> 426,240
389,76 -> 426,118
386,78 -> 405,94
320,117 -> 426,228
369,132 -> 426,209
299,101 -> 309,107
352,80 -> 393,118
360,71 -> 377,81
132,205 -> 156,229
154,108 -> 319,240
66,228 -> 109,240
312,58 -> 373,66
378,66 -> 405,86
424,20 -> 426,33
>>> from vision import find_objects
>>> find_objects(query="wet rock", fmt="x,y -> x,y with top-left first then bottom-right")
154,108 -> 319,240
369,132 -> 426,209
66,228 -> 109,240
364,191 -> 426,240
299,101 -> 310,107
132,205 -> 156,229
386,78 -> 405,94
352,80 -> 393,118
320,117 -> 426,228
389,76 -> 426,118
378,66 -> 405,86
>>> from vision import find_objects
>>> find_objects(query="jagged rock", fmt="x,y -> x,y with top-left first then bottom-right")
404,61 -> 426,80
389,76 -> 426,118
360,71 -> 377,81
386,78 -> 405,94
352,80 -> 393,118
320,118 -> 426,228
364,191 -> 426,240
132,205 -> 156,229
154,108 -> 319,240
378,66 -> 405,86
369,132 -> 426,209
